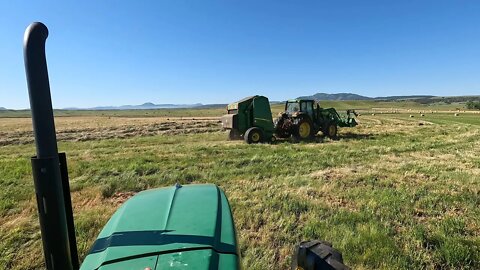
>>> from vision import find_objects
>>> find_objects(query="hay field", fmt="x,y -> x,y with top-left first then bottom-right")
1,104 -> 479,269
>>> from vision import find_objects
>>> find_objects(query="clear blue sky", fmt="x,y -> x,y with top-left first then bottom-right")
1,1 -> 480,109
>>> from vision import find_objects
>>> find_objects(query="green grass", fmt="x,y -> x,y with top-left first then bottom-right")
0,109 -> 479,269
271,100 -> 474,112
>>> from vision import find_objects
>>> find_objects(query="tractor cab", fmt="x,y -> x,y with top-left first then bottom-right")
285,99 -> 316,121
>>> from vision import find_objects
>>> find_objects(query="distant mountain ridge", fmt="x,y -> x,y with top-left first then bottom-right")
298,93 -> 373,100
63,102 -> 205,110
4,94 -> 478,111
374,95 -> 435,101
298,92 -> 436,101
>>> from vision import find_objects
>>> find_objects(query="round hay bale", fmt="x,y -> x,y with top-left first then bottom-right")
421,114 -> 425,117
454,113 -> 459,116
410,115 -> 414,118
372,113 -> 375,116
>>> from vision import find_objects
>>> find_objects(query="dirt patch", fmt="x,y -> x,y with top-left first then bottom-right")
310,166 -> 364,181
108,191 -> 137,206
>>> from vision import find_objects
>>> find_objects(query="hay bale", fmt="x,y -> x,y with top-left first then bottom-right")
410,115 -> 414,118
421,114 -> 425,117
372,113 -> 375,116
454,113 -> 459,116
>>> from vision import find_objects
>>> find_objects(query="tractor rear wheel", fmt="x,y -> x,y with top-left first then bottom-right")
293,118 -> 314,140
324,123 -> 338,139
244,127 -> 263,144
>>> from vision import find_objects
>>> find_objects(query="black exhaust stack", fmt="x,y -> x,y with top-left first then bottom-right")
24,22 -> 79,270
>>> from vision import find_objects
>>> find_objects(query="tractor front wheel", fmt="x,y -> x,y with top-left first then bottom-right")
324,123 -> 338,139
244,127 -> 263,144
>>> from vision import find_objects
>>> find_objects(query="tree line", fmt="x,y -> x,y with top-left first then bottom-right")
466,101 -> 480,110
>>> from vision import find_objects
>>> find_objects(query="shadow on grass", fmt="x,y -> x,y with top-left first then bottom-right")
271,133 -> 376,144
228,132 -> 377,144
340,132 -> 375,140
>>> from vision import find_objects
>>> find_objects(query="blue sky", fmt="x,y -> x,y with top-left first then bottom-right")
1,1 -> 480,109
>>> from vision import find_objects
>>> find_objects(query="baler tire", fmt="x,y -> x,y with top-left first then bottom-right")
245,127 -> 263,144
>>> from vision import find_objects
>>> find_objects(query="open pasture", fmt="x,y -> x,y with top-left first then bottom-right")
1,105 -> 479,269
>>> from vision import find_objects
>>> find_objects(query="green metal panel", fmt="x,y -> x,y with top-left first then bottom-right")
318,108 -> 358,127
252,96 -> 274,136
236,96 -> 255,133
156,249 -> 238,269
98,256 -> 157,270
95,250 -> 238,270
80,184 -> 239,270
222,95 -> 275,138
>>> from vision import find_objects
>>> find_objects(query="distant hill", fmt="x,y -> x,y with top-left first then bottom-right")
298,93 -> 372,100
297,92 -> 480,104
196,104 -> 228,109
374,95 -> 435,101
298,92 -> 439,101
0,107 -> 6,110
63,102 -> 204,110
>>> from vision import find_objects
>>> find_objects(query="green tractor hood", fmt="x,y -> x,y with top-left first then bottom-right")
80,184 -> 239,270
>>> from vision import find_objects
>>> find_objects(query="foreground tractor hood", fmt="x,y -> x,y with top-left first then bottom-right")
80,184 -> 239,270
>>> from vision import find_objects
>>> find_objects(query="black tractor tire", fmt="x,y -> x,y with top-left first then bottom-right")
291,240 -> 349,270
293,117 -> 314,140
244,127 -> 263,144
228,129 -> 242,140
323,123 -> 338,139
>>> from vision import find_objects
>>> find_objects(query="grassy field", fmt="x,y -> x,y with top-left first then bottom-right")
1,102 -> 479,269
0,99 -> 469,118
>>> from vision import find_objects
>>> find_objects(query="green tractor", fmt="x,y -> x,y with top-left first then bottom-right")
274,99 -> 358,140
222,96 -> 357,143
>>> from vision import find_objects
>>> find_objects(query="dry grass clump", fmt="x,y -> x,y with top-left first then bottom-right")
0,117 -> 221,146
